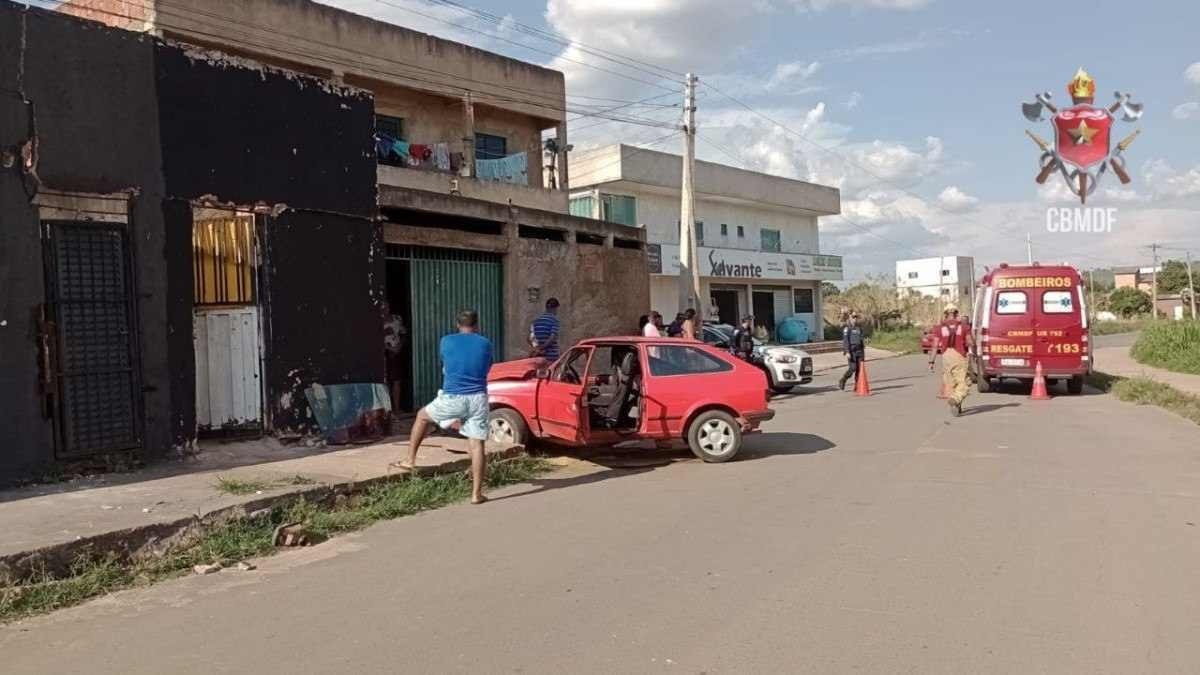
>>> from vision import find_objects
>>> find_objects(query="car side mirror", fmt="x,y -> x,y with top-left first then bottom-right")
535,367 -> 551,380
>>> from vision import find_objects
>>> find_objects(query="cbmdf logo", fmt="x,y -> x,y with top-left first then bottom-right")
1021,68 -> 1144,204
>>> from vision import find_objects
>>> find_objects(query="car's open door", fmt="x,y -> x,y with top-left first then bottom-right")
535,346 -> 592,443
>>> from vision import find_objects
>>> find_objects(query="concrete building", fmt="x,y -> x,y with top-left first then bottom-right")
60,0 -> 649,416
895,257 -> 976,304
1112,266 -> 1159,293
60,0 -> 570,213
569,145 -> 842,340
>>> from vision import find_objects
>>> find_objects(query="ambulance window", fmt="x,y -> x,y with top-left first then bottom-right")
996,291 -> 1028,314
1043,290 -> 1074,314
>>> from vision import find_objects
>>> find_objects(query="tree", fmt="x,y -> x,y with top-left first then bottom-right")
820,281 -> 841,297
1109,287 -> 1152,318
1157,259 -> 1193,295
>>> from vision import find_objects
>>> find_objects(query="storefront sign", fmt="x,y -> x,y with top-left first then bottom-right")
649,243 -> 843,281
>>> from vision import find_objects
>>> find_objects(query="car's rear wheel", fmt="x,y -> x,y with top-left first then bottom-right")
488,408 -> 529,446
1067,375 -> 1084,395
686,410 -> 742,463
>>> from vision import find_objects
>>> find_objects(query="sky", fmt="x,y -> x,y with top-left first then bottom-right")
323,0 -> 1200,281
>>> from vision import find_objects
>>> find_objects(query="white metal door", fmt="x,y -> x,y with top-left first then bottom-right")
194,307 -> 262,429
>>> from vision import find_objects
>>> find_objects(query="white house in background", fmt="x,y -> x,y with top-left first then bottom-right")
895,256 -> 976,304
569,144 -> 842,340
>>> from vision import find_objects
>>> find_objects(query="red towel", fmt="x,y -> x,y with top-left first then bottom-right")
409,144 -> 432,161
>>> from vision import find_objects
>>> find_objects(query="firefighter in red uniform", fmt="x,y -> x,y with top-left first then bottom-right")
930,304 -> 974,416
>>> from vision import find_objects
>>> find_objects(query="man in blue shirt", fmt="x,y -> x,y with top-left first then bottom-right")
529,297 -> 561,361
396,309 -> 493,504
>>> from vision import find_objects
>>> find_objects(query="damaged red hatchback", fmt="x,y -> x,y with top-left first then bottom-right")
487,337 -> 775,463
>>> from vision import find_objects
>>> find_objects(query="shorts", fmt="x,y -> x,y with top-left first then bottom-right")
423,390 -> 489,440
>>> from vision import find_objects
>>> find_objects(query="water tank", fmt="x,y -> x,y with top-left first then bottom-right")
775,317 -> 810,344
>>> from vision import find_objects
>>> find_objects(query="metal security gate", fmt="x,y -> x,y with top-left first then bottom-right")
43,221 -> 142,458
386,245 -> 503,408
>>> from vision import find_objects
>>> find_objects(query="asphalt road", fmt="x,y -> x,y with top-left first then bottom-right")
5,354 -> 1200,674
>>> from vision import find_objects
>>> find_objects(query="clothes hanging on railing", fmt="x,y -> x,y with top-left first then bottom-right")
475,151 -> 528,185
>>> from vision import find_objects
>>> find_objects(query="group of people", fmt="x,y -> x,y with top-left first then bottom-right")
638,309 -> 699,339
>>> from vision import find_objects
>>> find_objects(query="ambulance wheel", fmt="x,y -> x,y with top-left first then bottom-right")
1067,375 -> 1084,395
686,410 -> 742,463
977,376 -> 992,393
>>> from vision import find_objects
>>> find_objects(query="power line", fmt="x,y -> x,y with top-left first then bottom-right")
363,0 -> 678,93
420,0 -> 686,81
40,0 -> 679,130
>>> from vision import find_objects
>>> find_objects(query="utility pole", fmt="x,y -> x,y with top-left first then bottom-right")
1087,268 -> 1096,325
1187,251 -> 1197,320
1150,243 -> 1160,321
1025,232 -> 1033,265
677,72 -> 701,314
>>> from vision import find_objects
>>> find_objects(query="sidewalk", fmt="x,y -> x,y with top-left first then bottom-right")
1093,345 -> 1200,396
0,433 -> 518,583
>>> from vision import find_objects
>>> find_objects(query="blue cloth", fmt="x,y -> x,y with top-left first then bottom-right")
531,312 -> 561,360
440,332 -> 493,395
475,152 -> 528,185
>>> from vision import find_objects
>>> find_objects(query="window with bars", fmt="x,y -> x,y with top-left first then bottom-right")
193,214 -> 256,305
375,114 -> 406,167
599,194 -> 637,226
760,228 -> 781,252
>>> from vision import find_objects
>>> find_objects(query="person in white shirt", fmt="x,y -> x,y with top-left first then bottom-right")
642,311 -> 663,337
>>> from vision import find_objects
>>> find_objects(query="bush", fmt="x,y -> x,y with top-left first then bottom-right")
867,326 -> 922,354
1091,319 -> 1150,336
1108,287 -> 1152,318
1130,321 -> 1200,374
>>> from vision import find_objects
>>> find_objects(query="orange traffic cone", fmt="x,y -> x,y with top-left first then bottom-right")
854,359 -> 872,397
1030,361 -> 1051,400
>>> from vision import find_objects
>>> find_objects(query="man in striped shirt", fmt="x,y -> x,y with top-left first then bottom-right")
529,297 -> 561,361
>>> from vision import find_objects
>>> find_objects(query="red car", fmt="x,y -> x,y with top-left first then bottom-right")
486,337 -> 775,462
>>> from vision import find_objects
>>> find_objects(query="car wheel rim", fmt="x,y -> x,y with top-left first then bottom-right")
489,418 -> 514,444
698,419 -> 735,456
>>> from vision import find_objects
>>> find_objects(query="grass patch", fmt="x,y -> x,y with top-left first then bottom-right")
2,456 -> 551,623
867,326 -> 923,354
214,474 -> 317,495
1091,319 -> 1151,336
1086,372 -> 1200,427
1130,321 -> 1200,375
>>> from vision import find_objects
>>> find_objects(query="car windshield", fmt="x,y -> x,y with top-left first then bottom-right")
704,324 -> 763,347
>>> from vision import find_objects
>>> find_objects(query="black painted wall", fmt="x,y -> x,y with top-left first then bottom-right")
261,211 -> 385,434
0,4 -> 171,482
0,2 -> 381,482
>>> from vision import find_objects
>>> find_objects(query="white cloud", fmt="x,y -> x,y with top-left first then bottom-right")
1142,159 -> 1200,199
765,60 -> 821,90
1185,62 -> 1200,85
845,91 -> 862,109
936,186 -> 979,212
1173,102 -> 1200,120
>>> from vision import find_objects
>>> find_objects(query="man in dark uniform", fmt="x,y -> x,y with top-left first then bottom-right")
731,316 -> 756,362
839,312 -> 866,391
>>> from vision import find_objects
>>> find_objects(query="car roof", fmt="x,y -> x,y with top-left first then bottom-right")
577,336 -> 718,346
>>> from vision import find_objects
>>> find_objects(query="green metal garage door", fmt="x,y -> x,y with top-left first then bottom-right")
388,246 -> 504,408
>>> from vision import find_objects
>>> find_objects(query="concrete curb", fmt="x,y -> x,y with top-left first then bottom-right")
0,446 -> 524,585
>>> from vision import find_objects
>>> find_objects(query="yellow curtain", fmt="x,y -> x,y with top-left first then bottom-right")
193,215 -> 255,305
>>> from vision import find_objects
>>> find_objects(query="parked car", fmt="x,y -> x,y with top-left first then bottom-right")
699,323 -> 813,394
487,337 -> 774,462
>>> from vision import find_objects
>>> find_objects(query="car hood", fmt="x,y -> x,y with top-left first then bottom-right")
758,345 -> 811,359
488,358 -> 543,382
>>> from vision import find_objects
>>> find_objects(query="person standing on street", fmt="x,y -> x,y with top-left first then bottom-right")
396,310 -> 493,504
731,316 -> 756,362
681,308 -> 698,340
931,304 -> 974,417
839,312 -> 866,391
529,297 -> 561,362
382,301 -> 407,416
643,311 -> 663,337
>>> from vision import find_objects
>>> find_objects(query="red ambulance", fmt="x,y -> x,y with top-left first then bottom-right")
971,263 -> 1091,394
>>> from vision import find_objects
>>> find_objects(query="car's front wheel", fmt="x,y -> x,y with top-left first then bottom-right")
769,375 -> 796,394
686,410 -> 743,463
488,408 -> 530,446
